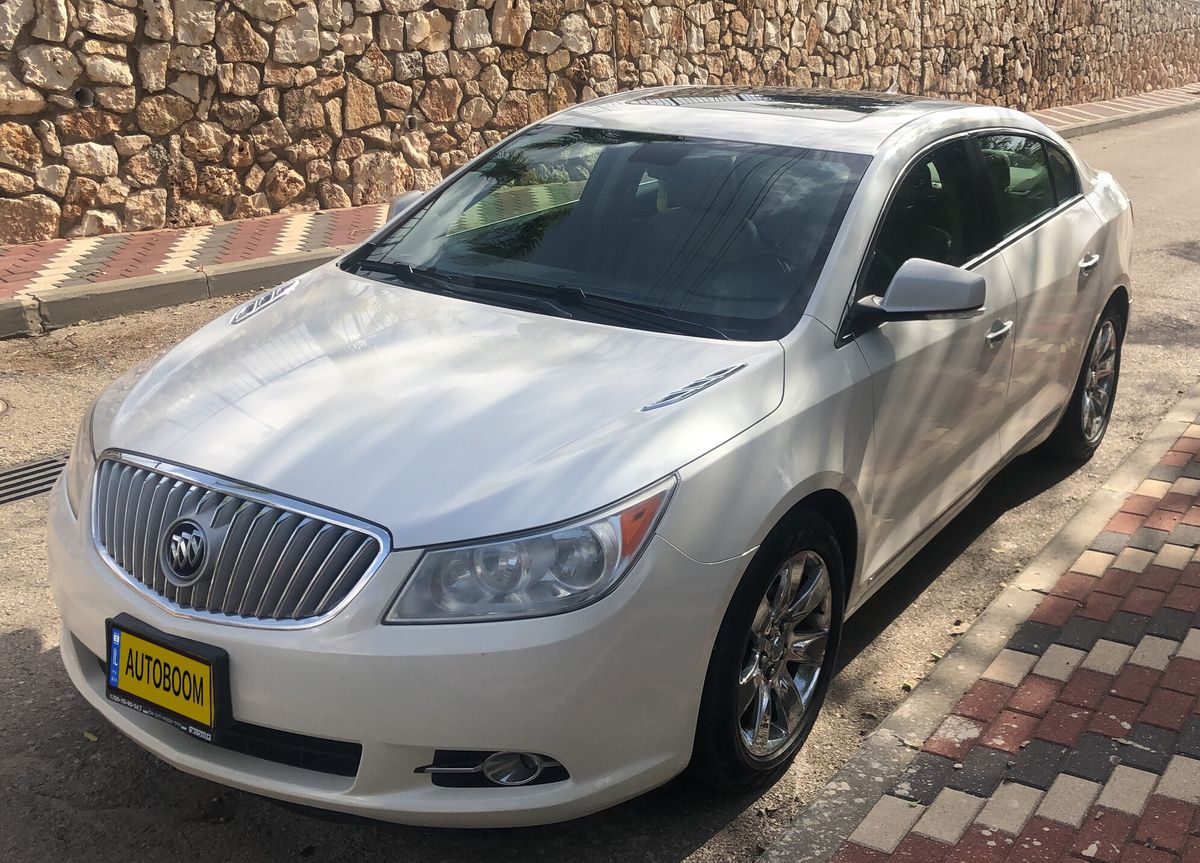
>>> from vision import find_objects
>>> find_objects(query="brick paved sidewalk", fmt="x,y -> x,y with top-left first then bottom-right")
1028,84 -> 1200,134
827,421 -> 1200,863
0,203 -> 387,302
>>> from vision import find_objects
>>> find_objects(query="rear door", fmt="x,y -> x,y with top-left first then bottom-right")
852,139 -> 1018,580
973,133 -> 1107,454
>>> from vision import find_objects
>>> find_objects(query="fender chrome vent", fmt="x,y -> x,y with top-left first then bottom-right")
641,364 -> 746,411
231,279 -> 298,325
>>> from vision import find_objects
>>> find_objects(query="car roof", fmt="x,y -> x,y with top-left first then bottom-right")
550,86 -> 1008,156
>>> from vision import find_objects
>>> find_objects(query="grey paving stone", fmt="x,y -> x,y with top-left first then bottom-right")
1055,616 -> 1105,651
1146,608 -> 1196,641
946,745 -> 1011,797
982,649 -> 1039,687
1008,621 -> 1061,657
975,781 -> 1043,835
1177,716 -> 1200,759
1156,755 -> 1200,805
1102,612 -> 1151,646
1114,547 -> 1156,573
847,794 -> 926,853
912,788 -> 986,844
1148,463 -> 1185,483
1168,523 -> 1200,548
1170,478 -> 1200,497
1155,544 -> 1195,570
1129,527 -> 1170,553
1095,765 -> 1159,816
1181,629 -> 1200,661
1117,723 -> 1178,773
1007,740 -> 1070,790
1129,635 -> 1179,670
1090,531 -> 1130,554
1033,644 -> 1087,681
1182,461 -> 1200,480
1083,639 -> 1134,675
890,752 -> 958,805
1035,773 -> 1102,828
1062,733 -> 1122,783
1073,550 -> 1116,576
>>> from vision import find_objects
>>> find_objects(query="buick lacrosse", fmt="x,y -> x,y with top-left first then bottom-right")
48,87 -> 1132,827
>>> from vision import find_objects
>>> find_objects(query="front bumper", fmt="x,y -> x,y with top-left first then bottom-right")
47,479 -> 749,827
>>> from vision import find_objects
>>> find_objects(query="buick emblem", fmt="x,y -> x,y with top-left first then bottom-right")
162,519 -> 207,587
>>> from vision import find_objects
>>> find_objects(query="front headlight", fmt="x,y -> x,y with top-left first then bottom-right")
385,477 -> 676,623
64,400 -> 97,518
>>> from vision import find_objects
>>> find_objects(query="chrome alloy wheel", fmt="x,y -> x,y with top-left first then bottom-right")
737,550 -> 833,759
1081,320 -> 1118,445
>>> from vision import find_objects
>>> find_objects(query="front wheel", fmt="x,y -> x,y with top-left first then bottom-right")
1042,306 -> 1123,461
688,511 -> 845,792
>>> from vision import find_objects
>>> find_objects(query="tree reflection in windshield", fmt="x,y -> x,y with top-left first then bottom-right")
356,123 -> 870,341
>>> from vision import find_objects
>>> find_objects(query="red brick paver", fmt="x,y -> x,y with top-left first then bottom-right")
824,417 -> 1200,863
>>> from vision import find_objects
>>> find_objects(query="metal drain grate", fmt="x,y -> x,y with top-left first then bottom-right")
0,455 -> 68,505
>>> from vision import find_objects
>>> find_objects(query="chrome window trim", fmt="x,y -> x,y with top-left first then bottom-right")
90,450 -> 394,631
835,125 -> 1086,345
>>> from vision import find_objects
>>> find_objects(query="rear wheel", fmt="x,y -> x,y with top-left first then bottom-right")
688,511 -> 845,792
1042,306 -> 1123,461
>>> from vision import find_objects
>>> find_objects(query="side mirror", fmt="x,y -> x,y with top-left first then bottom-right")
849,258 -> 986,335
387,190 -> 425,222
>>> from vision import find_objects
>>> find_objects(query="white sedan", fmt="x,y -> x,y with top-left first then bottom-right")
48,87 -> 1131,827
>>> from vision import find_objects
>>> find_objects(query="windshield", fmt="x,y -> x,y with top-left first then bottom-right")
345,124 -> 869,340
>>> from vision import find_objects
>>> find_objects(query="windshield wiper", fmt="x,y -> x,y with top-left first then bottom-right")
348,258 -> 728,339
463,275 -> 731,340
348,259 -> 575,320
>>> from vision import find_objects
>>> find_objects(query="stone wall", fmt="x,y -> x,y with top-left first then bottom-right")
1,0 -> 1198,243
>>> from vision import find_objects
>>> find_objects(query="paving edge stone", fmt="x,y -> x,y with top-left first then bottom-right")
0,297 -> 40,339
760,378 -> 1200,863
33,269 -> 210,331
17,247 -> 349,333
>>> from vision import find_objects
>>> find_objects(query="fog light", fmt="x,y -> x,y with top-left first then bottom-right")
482,751 -> 544,786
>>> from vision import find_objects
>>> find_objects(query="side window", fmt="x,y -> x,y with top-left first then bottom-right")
1046,144 -> 1081,202
862,140 -> 984,297
975,134 -> 1057,237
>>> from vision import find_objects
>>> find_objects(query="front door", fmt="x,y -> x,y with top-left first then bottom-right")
973,133 -> 1109,453
852,139 -> 1018,580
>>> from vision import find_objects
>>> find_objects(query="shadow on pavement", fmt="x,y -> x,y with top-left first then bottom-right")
837,449 -> 1080,668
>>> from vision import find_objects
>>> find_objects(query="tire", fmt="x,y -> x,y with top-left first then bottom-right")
1041,305 -> 1124,461
688,510 -> 845,792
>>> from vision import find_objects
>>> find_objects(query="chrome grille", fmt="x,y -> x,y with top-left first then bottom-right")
92,455 -> 388,626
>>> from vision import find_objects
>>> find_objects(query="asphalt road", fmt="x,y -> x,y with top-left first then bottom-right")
2,111 -> 1199,863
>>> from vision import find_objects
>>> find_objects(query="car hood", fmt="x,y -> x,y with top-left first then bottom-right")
94,265 -> 785,547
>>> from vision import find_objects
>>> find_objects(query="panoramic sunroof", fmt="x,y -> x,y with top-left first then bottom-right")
630,87 -> 921,116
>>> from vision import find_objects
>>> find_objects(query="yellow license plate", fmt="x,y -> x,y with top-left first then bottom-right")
106,618 -> 222,741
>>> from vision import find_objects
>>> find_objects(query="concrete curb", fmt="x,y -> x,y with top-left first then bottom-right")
34,269 -> 209,332
760,380 -> 1200,863
202,247 -> 345,298
15,246 -> 347,335
0,297 -> 38,339
1057,95 -> 1200,139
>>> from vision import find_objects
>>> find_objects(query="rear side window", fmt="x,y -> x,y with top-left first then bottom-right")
1046,144 -> 1081,202
861,140 -> 985,297
976,134 -> 1057,237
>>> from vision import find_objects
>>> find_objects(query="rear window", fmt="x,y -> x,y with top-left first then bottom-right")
976,134 -> 1058,237
359,124 -> 869,340
1046,144 -> 1081,202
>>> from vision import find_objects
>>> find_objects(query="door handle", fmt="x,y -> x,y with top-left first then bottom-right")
985,320 -> 1014,346
1078,253 -> 1101,273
